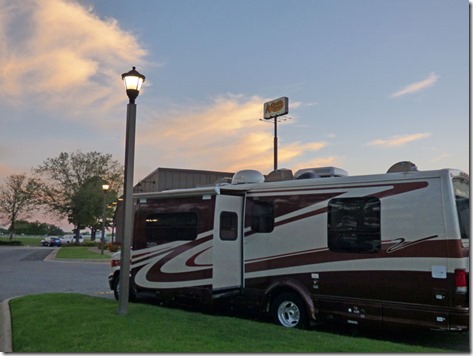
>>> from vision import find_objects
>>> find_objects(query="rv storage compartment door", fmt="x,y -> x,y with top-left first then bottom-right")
212,194 -> 244,294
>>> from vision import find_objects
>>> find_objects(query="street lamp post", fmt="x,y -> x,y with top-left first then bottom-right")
100,184 -> 110,255
118,66 -> 145,315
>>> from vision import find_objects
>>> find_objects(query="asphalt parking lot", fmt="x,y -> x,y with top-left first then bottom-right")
0,246 -> 113,302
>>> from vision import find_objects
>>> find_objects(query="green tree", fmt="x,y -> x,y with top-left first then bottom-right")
0,174 -> 37,240
69,176 -> 118,241
34,150 -> 123,244
14,220 -> 64,236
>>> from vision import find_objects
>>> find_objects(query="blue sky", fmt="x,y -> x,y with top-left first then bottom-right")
0,0 -> 469,189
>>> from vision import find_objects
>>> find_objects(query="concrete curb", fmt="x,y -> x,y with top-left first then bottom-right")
0,298 -> 13,352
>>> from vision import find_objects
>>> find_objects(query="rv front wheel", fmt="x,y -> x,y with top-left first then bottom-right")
112,275 -> 120,301
271,292 -> 309,329
112,274 -> 137,302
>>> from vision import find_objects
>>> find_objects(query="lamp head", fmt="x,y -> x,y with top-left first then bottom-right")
121,66 -> 145,103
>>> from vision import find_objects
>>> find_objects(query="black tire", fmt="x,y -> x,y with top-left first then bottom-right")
112,274 -> 137,302
271,292 -> 309,329
112,275 -> 120,301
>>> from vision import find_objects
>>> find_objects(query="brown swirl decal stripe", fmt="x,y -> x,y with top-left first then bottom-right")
186,246 -> 212,267
245,238 -> 449,273
144,235 -> 213,283
385,235 -> 438,253
366,181 -> 428,199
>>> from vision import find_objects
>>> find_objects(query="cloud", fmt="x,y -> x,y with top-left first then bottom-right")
0,0 -> 147,116
390,72 -> 438,98
136,95 -> 328,174
367,133 -> 431,147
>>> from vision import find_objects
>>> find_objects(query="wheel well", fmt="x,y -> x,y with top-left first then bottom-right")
266,281 -> 317,320
113,270 -> 120,284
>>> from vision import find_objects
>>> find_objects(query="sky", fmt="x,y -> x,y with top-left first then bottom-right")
0,0 -> 470,228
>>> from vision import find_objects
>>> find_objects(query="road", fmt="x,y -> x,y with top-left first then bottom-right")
0,246 -> 113,301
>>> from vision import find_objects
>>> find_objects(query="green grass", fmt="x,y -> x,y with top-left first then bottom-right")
10,293 -> 450,353
0,236 -> 43,246
55,246 -> 111,260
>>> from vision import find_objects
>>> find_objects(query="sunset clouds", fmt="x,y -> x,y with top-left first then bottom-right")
367,133 -> 431,147
390,73 -> 438,98
0,0 -> 147,114
0,0 -> 467,192
137,95 -> 329,173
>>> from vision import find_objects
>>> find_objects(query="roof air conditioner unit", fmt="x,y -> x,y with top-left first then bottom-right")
231,170 -> 265,184
387,161 -> 418,173
294,167 -> 348,179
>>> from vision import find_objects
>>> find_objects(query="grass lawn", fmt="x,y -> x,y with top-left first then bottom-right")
0,236 -> 43,246
10,293 -> 450,353
55,246 -> 111,260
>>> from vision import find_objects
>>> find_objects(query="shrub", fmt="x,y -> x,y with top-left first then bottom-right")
0,240 -> 23,246
107,242 -> 121,252
82,241 -> 100,247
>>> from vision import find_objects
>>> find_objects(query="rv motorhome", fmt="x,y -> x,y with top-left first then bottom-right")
109,162 -> 469,330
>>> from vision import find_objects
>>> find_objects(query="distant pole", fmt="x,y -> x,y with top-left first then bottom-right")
100,184 -> 109,255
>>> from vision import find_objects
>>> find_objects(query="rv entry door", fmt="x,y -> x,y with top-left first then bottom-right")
212,194 -> 244,293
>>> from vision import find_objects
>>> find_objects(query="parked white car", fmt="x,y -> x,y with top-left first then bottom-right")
60,235 -> 84,244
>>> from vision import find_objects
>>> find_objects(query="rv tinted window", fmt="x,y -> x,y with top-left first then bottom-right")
145,213 -> 198,242
220,211 -> 238,240
453,178 -> 470,240
327,197 -> 380,253
250,201 -> 274,233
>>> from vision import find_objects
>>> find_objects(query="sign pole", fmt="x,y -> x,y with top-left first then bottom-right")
274,117 -> 278,170
263,97 -> 288,171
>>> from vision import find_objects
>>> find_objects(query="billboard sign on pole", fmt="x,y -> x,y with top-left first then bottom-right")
264,97 -> 289,119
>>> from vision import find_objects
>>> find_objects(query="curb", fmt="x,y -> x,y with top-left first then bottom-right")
0,298 -> 13,352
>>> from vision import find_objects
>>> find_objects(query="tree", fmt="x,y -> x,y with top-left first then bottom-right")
14,220 -> 65,236
69,176 -> 118,241
34,150 -> 123,244
0,174 -> 37,240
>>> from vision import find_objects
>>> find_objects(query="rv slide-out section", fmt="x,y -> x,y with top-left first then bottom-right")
109,164 -> 469,331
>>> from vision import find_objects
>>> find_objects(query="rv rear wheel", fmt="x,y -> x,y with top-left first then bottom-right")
271,292 -> 309,329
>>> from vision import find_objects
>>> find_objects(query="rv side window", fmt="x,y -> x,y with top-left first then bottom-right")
145,213 -> 198,242
249,201 -> 274,233
327,197 -> 380,253
453,178 -> 470,240
220,211 -> 238,240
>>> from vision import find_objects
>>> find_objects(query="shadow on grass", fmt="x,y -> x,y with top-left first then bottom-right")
133,291 -> 469,353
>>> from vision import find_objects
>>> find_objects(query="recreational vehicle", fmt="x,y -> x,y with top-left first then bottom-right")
109,162 -> 469,330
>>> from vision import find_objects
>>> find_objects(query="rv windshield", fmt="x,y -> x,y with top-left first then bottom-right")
453,177 -> 470,241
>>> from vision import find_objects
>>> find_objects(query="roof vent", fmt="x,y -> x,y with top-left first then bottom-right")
294,167 -> 348,179
387,161 -> 418,173
215,177 -> 233,186
265,168 -> 294,182
231,169 -> 265,184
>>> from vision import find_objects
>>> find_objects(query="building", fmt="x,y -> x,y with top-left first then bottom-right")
134,167 -> 234,193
